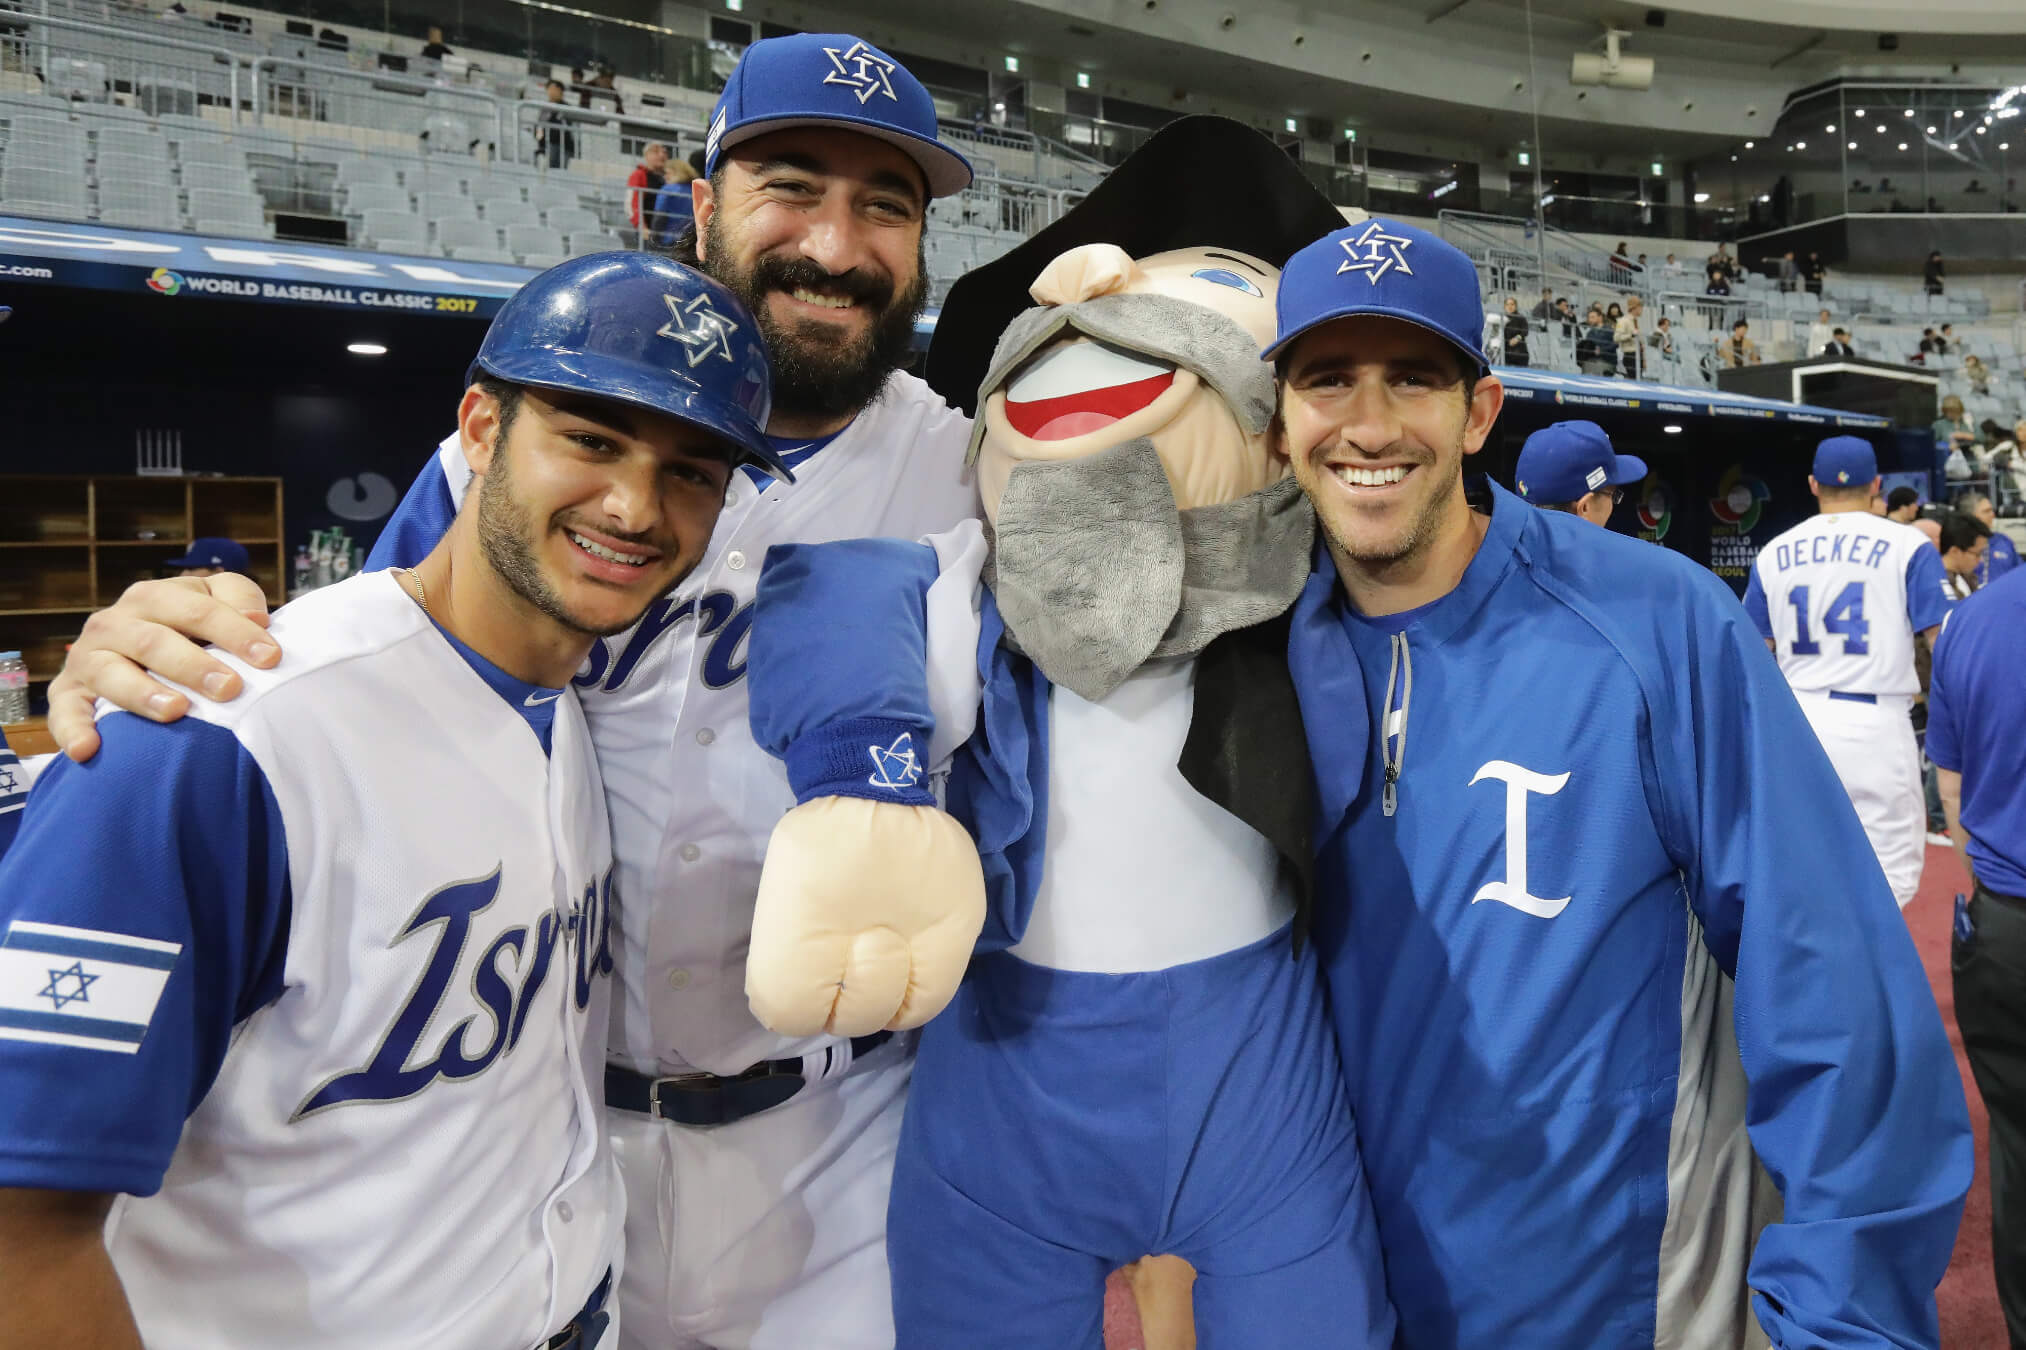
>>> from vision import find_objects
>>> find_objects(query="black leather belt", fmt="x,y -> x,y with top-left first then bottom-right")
605,1032 -> 893,1128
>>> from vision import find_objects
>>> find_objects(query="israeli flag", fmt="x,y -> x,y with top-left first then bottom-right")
0,920 -> 181,1053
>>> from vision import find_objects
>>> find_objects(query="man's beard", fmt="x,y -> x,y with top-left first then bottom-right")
1314,437 -> 1461,571
704,212 -> 927,422
476,433 -> 666,639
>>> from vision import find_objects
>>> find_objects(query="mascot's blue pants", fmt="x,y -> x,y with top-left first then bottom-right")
886,922 -> 1396,1349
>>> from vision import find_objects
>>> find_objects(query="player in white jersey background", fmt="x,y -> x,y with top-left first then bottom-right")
0,254 -> 791,1349
1744,435 -> 1954,906
32,35 -> 985,1350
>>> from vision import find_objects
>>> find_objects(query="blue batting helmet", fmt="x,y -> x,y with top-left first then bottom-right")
469,251 -> 790,480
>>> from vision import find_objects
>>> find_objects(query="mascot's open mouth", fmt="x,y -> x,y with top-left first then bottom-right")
1001,339 -> 1176,441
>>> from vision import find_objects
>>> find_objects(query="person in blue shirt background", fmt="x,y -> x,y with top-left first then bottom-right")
1511,419 -> 1646,526
1268,219 -> 1971,1349
1928,564 -> 2026,1348
1959,491 -> 2019,586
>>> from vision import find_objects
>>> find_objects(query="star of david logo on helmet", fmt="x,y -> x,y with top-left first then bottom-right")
1336,221 -> 1415,285
820,40 -> 899,105
657,292 -> 740,368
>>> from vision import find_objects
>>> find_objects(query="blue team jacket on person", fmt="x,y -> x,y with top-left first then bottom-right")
0,744 -> 23,859
1288,479 -> 1971,1349
1977,529 -> 2019,587
1926,565 -> 2026,897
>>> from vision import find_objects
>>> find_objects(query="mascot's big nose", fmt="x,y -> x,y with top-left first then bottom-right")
1030,243 -> 1146,306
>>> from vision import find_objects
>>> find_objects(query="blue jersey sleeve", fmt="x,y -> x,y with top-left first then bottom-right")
1980,532 -> 2019,586
0,715 -> 291,1195
0,744 -> 24,861
364,449 -> 458,571
1740,562 -> 1772,639
1648,574 -> 1971,1348
748,540 -> 944,808
1925,619 -> 1965,775
1904,545 -> 1953,634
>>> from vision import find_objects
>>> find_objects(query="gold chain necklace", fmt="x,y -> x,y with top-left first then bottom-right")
397,566 -> 431,619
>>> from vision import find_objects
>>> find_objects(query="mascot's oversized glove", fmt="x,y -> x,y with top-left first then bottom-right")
745,532 -> 992,1037
749,795 -> 986,1036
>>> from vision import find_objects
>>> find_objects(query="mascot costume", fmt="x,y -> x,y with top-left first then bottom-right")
742,118 -> 1394,1348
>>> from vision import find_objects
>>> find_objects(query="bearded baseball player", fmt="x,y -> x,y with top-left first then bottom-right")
0,253 -> 788,1349
1743,435 -> 1954,907
33,34 -> 981,1350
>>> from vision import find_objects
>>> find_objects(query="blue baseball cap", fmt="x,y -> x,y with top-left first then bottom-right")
1262,218 -> 1488,374
1515,421 -> 1647,505
704,34 -> 972,199
1812,434 -> 1878,488
166,537 -> 251,574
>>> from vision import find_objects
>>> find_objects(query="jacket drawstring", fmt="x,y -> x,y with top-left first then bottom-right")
1382,632 -> 1412,817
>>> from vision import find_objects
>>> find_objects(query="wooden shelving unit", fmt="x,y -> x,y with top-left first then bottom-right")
0,476 -> 285,704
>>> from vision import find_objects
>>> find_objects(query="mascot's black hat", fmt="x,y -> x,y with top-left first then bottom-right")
924,114 -> 1351,416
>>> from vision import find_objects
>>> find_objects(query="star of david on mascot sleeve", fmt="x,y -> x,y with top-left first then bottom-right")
744,117 -> 1396,1348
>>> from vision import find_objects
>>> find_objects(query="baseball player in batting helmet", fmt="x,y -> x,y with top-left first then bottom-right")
0,252 -> 776,1350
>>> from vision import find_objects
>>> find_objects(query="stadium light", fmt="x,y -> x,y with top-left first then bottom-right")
1004,55 -> 1019,73
1076,71 -> 1090,89
347,342 -> 387,357
1744,140 -> 1754,148
1662,424 -> 1683,434
724,0 -> 741,9
1824,124 -> 1835,133
1795,140 -> 1807,150
1848,141 -> 1857,150
1904,108 -> 1915,117
1650,160 -> 1662,175
1876,125 -> 1886,133
1954,110 -> 1964,118
1693,191 -> 1710,202
1926,125 -> 1938,134
1898,142 -> 1909,151
1854,108 -> 1866,118
1285,117 -> 1298,133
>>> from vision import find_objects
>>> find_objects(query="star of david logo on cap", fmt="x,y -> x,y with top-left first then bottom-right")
657,293 -> 739,368
820,40 -> 899,105
1336,221 -> 1415,285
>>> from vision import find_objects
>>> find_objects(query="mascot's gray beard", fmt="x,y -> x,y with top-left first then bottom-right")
985,437 -> 1314,703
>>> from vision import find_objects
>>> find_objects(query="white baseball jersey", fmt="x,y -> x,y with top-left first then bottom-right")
374,372 -> 979,1076
1744,512 -> 1953,696
0,573 -> 621,1349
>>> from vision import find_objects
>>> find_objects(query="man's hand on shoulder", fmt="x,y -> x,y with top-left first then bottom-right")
48,575 -> 278,763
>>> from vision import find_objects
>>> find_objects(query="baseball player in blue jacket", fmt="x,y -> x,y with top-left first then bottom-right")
1269,220 -> 1971,1348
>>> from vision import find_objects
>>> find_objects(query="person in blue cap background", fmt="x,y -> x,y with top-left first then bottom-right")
1267,217 -> 1969,1348
1929,562 -> 2026,1349
30,31 -> 986,1350
1744,434 -> 1953,909
1513,419 -> 1646,527
163,536 -> 250,580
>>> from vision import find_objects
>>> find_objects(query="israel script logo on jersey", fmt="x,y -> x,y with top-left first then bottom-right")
1468,760 -> 1572,919
575,588 -> 751,696
293,862 -> 616,1117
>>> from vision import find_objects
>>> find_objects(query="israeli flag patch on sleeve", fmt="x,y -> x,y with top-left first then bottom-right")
0,749 -> 24,816
0,921 -> 182,1053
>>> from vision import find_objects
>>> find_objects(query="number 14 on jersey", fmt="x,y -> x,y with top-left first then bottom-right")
1788,581 -> 1870,656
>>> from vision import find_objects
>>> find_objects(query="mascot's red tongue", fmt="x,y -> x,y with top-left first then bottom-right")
1002,371 -> 1174,441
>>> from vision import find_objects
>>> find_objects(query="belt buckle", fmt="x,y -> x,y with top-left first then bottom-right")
645,1070 -> 726,1122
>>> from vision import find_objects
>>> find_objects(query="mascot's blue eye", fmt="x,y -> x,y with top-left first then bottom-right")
1190,267 -> 1262,297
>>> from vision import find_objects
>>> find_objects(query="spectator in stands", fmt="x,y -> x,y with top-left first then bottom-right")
1718,318 -> 1760,368
1804,250 -> 1826,296
1555,296 -> 1576,340
1919,327 -> 1942,360
1960,492 -> 2020,582
1995,419 -> 2026,517
1939,511 -> 1992,598
1935,395 -> 1979,461
1614,297 -> 1642,377
1663,252 -> 1685,278
1808,308 -> 1835,355
628,141 -> 669,235
1886,486 -> 1923,523
1966,353 -> 1992,396
419,24 -> 452,61
1500,295 -> 1530,367
1604,301 -> 1624,326
163,537 -> 248,580
1706,243 -> 1738,280
534,79 -> 576,169
584,65 -> 624,115
1649,315 -> 1675,361
1775,250 -> 1800,293
1924,249 -> 1946,296
1939,323 -> 1956,355
1704,265 -> 1731,297
1636,252 -> 1648,272
1609,241 -> 1636,283
1530,286 -> 1556,323
1577,305 -> 1617,376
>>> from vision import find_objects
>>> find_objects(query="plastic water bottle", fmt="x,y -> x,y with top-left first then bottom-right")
0,652 -> 28,725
